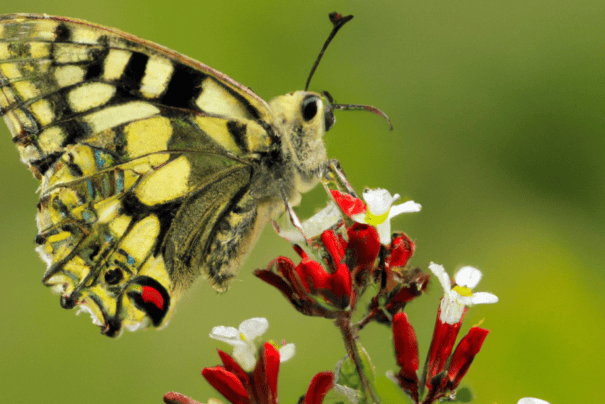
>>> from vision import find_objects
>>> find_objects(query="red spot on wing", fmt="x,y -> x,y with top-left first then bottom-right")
141,286 -> 164,310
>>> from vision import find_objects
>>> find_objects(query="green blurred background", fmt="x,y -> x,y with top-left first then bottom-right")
1,0 -> 603,403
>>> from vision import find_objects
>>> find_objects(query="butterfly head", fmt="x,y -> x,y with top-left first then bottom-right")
269,91 -> 334,193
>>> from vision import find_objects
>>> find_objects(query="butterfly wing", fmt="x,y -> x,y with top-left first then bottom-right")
0,14 -> 279,335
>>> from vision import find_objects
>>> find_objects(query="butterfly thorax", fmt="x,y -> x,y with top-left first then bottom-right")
188,91 -> 332,295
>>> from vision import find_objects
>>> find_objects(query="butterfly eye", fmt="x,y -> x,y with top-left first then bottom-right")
104,268 -> 123,285
301,95 -> 320,122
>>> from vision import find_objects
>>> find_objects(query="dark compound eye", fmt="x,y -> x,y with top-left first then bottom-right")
104,268 -> 123,285
301,95 -> 320,122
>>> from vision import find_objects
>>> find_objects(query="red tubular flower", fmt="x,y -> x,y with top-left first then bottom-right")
256,228 -> 359,316
392,312 -> 419,403
303,371 -> 335,404
386,232 -> 415,268
198,343 -> 333,404
217,349 -> 249,386
255,255 -> 335,318
425,306 -> 465,386
202,366 -> 249,404
294,246 -> 333,292
446,327 -> 489,390
346,223 -> 381,275
318,230 -> 354,308
202,343 -> 280,404
202,355 -> 250,404
330,189 -> 366,217
250,343 -> 279,404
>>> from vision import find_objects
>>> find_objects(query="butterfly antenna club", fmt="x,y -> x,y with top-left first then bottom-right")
304,12 -> 354,92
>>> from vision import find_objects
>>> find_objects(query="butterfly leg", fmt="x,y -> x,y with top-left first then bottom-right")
275,186 -> 310,243
321,159 -> 358,198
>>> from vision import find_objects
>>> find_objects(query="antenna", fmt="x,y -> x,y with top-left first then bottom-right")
304,12 -> 354,91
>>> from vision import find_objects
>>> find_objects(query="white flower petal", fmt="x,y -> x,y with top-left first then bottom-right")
279,343 -> 296,362
471,292 -> 499,305
455,294 -> 473,307
439,293 -> 466,324
233,344 -> 257,372
389,200 -> 422,218
239,317 -> 269,340
455,266 -> 482,288
517,398 -> 551,404
363,188 -> 396,216
351,212 -> 366,223
429,262 -> 451,293
376,222 -> 392,245
209,325 -> 241,344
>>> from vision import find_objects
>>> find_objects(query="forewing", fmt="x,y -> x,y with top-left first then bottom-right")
0,13 -> 274,178
0,14 -> 276,335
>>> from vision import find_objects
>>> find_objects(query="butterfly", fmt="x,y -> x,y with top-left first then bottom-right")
0,13 -> 388,336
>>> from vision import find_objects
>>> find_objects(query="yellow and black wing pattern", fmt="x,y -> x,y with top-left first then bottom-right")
0,14 -> 278,336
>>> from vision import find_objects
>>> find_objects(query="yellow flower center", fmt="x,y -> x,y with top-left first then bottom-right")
365,209 -> 389,225
240,332 -> 247,341
452,285 -> 473,297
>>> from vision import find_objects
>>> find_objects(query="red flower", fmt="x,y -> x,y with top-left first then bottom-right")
390,303 -> 490,403
303,371 -> 335,404
202,343 -> 279,404
258,188 -> 427,322
255,228 -> 362,317
425,306 -> 466,386
346,223 -> 381,276
386,232 -> 415,268
446,326 -> 489,390
392,312 -> 420,403
330,189 -> 365,217
422,307 -> 490,402
199,343 -> 333,404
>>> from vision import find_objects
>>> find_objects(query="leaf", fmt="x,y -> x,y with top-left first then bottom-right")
336,342 -> 377,403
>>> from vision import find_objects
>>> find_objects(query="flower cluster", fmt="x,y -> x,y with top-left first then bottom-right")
164,317 -> 333,404
255,187 -> 427,323
255,183 -> 500,403
389,264 -> 498,403
164,179 -> 549,404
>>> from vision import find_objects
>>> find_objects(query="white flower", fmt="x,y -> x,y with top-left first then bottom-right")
210,317 -> 269,371
354,188 -> 421,244
429,263 -> 499,325
209,317 -> 296,370
517,398 -> 550,404
278,342 -> 296,362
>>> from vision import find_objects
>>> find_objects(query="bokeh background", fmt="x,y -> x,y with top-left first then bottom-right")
1,1 -> 603,403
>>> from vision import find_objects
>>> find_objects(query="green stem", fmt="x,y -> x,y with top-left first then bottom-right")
336,311 -> 380,403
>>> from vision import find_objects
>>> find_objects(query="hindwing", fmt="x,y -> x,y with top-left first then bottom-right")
0,14 -> 279,335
